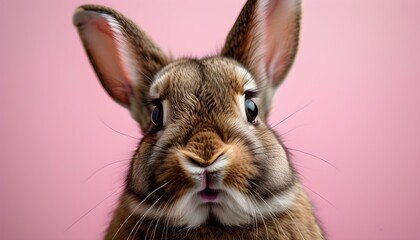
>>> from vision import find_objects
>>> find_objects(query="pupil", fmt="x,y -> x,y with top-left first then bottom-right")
245,98 -> 258,122
151,102 -> 163,128
152,108 -> 160,123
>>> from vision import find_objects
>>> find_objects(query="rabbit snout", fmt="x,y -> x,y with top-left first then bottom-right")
183,131 -> 226,168
179,131 -> 230,191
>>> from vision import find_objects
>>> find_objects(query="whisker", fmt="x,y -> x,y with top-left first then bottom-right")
269,102 -> 313,130
301,183 -> 337,209
287,148 -> 339,171
248,193 -> 259,239
111,182 -> 169,240
285,209 -> 306,240
65,186 -> 123,232
85,159 -> 131,182
99,118 -> 140,140
246,193 -> 269,240
144,200 -> 164,240
249,181 -> 287,239
249,186 -> 277,238
151,199 -> 170,240
280,124 -> 310,138
130,195 -> 165,240
161,200 -> 176,240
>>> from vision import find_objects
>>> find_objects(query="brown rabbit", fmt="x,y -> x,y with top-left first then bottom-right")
73,0 -> 324,239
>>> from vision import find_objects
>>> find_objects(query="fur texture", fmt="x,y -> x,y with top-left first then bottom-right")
73,0 -> 325,239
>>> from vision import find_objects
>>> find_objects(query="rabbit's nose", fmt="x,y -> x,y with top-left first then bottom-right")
184,131 -> 225,167
186,154 -> 214,167
184,150 -> 226,168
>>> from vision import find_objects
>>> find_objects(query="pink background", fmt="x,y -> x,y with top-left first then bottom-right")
1,0 -> 419,239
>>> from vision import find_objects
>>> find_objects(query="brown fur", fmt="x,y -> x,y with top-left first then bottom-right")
73,0 -> 325,239
105,186 -> 323,240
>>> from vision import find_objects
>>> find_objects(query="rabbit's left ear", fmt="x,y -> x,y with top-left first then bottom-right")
73,5 -> 170,131
222,0 -> 302,115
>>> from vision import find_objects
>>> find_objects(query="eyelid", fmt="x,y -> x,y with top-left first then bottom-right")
244,90 -> 259,98
152,99 -> 161,105
146,98 -> 162,106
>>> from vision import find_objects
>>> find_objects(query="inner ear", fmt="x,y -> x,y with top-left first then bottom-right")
222,0 -> 302,113
73,8 -> 138,107
73,5 -> 171,132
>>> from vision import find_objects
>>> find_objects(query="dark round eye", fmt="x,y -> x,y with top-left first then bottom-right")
245,98 -> 258,123
151,101 -> 163,129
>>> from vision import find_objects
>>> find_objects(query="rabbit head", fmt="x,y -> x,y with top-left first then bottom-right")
74,0 -> 305,230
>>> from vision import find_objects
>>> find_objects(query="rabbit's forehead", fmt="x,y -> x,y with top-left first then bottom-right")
149,58 -> 257,99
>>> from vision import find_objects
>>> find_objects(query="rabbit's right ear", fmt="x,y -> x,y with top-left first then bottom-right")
73,5 -> 170,131
222,0 -> 302,117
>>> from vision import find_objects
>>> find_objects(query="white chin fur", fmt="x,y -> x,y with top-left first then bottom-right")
130,185 -> 297,228
212,186 -> 298,226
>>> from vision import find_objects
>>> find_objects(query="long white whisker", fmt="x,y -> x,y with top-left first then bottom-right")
248,195 -> 269,240
144,198 -> 167,240
111,182 -> 169,240
286,209 -> 306,240
151,199 -> 171,240
162,200 -> 176,240
129,194 -> 164,240
66,186 -> 122,231
249,181 -> 287,239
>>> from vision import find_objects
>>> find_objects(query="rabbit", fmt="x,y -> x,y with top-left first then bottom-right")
73,0 -> 324,239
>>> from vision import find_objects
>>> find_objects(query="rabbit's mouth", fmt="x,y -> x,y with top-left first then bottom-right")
199,187 -> 220,202
198,169 -> 221,202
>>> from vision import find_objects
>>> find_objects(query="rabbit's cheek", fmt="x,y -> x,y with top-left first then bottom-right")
223,144 -> 259,193
154,153 -> 195,201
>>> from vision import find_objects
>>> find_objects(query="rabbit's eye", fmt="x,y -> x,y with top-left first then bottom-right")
151,101 -> 163,129
245,98 -> 258,123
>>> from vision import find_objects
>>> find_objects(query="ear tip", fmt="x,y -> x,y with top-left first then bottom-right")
72,5 -> 109,27
72,7 -> 90,27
